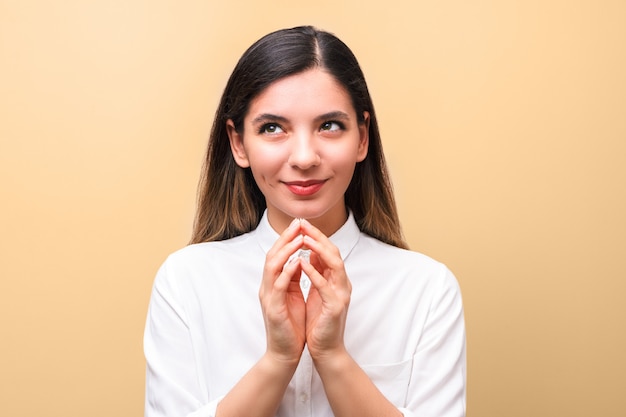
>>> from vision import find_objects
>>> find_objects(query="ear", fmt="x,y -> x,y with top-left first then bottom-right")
356,111 -> 370,162
226,119 -> 250,168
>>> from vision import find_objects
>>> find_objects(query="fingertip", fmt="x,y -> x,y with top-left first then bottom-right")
285,254 -> 301,269
298,218 -> 314,233
289,217 -> 304,231
276,260 -> 300,288
300,261 -> 323,286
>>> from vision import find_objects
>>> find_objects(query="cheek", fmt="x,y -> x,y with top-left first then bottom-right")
246,145 -> 285,175
327,143 -> 362,170
321,156 -> 357,188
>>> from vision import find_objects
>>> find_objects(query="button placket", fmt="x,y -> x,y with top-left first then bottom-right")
300,271 -> 311,300
294,348 -> 313,416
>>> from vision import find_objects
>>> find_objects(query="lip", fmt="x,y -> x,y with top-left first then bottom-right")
283,179 -> 327,196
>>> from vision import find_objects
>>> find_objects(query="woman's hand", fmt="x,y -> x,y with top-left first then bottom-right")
259,218 -> 307,366
299,219 -> 352,362
296,220 -> 403,417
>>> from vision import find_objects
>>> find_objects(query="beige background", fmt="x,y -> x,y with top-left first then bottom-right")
1,1 -> 625,416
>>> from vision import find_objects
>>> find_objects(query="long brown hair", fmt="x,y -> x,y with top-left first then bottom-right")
190,26 -> 408,249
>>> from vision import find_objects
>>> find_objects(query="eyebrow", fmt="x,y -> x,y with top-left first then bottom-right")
250,113 -> 289,125
250,111 -> 351,126
315,111 -> 351,123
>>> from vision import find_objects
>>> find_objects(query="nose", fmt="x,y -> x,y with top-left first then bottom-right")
287,131 -> 321,169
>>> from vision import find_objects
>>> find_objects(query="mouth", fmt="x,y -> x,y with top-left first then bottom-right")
283,179 -> 327,196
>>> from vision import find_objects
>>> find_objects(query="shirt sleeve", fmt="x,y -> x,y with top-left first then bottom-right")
399,265 -> 467,417
144,259 -> 222,417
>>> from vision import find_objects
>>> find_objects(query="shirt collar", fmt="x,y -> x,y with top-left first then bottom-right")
255,210 -> 360,261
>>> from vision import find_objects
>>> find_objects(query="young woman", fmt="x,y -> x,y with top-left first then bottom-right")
144,26 -> 466,417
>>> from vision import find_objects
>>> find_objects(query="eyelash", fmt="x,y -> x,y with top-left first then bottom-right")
257,121 -> 345,135
258,123 -> 283,134
320,121 -> 345,132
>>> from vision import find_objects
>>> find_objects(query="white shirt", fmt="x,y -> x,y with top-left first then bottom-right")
144,211 -> 466,417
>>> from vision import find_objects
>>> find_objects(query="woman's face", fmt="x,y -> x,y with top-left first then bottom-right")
228,68 -> 369,235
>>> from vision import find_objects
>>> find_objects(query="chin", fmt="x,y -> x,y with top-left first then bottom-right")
292,201 -> 347,222
282,204 -> 330,222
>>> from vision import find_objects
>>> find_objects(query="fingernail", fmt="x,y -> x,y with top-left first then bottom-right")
289,218 -> 299,229
297,249 -> 311,263
287,251 -> 301,265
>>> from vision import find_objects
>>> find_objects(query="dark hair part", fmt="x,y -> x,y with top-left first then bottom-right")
191,26 -> 408,249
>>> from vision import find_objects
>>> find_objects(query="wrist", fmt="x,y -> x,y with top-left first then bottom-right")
310,346 -> 352,376
262,350 -> 301,373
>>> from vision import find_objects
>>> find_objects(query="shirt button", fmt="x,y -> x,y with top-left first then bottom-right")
300,277 -> 311,290
300,393 -> 308,403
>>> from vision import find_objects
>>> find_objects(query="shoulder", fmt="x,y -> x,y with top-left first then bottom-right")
355,233 -> 445,271
153,230 -> 261,289
164,231 -> 257,267
352,233 -> 460,292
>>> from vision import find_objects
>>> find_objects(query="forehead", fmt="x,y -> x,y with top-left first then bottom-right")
246,69 -> 355,120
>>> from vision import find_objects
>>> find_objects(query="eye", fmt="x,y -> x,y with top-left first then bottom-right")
259,123 -> 284,135
320,121 -> 344,132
